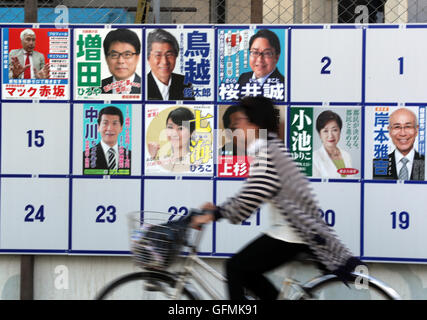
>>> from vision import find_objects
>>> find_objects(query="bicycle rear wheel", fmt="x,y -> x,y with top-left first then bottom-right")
299,272 -> 401,300
95,271 -> 198,300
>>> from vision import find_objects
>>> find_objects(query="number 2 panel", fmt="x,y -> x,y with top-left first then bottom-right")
290,28 -> 363,103
364,183 -> 427,259
71,178 -> 141,252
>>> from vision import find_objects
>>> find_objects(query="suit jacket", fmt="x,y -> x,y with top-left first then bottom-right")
101,74 -> 141,94
373,149 -> 425,180
83,143 -> 131,172
237,67 -> 285,99
147,71 -> 195,100
9,49 -> 45,79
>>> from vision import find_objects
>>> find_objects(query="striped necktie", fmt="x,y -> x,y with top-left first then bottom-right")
108,148 -> 116,170
398,157 -> 409,180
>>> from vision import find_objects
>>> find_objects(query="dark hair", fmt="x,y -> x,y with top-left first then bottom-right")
222,105 -> 246,129
166,107 -> 195,134
236,96 -> 279,134
315,110 -> 343,133
249,29 -> 281,56
98,106 -> 124,126
147,29 -> 179,58
103,29 -> 141,56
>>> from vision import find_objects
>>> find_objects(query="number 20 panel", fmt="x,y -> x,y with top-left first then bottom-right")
1,24 -> 427,264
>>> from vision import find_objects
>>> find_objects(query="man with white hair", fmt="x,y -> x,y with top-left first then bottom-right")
9,29 -> 50,79
373,107 -> 425,180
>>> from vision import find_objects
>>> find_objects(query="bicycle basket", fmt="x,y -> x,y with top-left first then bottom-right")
128,211 -> 190,270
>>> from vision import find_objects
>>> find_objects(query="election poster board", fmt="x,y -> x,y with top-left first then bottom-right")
144,104 -> 214,176
217,27 -> 286,102
82,103 -> 132,176
2,27 -> 70,100
145,27 -> 215,102
2,23 -> 427,264
74,28 -> 143,101
289,106 -> 361,179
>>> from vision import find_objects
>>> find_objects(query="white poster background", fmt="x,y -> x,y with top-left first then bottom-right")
1,103 -> 70,175
290,28 -> 363,103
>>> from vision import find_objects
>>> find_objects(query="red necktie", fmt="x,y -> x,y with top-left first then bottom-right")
24,53 -> 31,79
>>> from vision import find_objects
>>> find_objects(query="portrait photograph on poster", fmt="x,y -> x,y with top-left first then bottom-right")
290,106 -> 361,179
145,104 -> 214,175
367,106 -> 426,181
145,27 -> 214,102
74,28 -> 142,100
217,27 -> 286,102
82,103 -> 132,175
2,27 -> 70,100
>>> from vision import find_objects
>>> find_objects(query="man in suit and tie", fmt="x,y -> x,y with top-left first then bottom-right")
146,28 -> 194,101
373,107 -> 425,180
237,29 -> 284,100
101,29 -> 142,94
9,29 -> 50,79
84,106 -> 131,174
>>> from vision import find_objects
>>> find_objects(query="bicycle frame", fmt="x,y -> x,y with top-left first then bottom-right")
171,228 -> 227,300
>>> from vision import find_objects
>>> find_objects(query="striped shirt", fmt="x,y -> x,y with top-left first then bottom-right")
217,133 -> 353,273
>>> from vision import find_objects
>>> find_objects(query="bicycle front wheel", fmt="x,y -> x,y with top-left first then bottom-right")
95,271 -> 198,300
299,272 -> 401,300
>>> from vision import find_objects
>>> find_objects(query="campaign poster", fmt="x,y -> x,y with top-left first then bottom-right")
83,104 -> 132,175
74,28 -> 142,100
145,27 -> 215,101
217,27 -> 286,102
368,106 -> 426,181
145,105 -> 214,175
2,28 -> 69,100
216,104 -> 285,178
290,106 -> 361,179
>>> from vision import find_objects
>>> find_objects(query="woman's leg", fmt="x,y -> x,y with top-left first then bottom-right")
226,234 -> 310,300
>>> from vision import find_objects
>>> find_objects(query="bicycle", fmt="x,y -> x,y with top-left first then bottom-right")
95,209 -> 402,300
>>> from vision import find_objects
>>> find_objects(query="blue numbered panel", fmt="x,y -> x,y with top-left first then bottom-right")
143,179 -> 213,254
364,182 -> 427,259
71,178 -> 141,252
290,27 -> 363,103
365,27 -> 427,103
1,103 -> 70,175
0,178 -> 69,251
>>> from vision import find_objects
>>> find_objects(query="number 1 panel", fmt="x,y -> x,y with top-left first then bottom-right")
366,27 -> 427,103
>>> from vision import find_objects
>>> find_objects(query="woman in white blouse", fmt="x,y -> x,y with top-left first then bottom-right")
313,110 -> 352,178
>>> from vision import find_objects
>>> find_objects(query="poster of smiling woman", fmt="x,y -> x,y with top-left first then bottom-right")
74,28 -> 142,101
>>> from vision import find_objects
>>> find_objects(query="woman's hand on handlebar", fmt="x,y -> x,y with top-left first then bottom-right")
191,202 -> 217,229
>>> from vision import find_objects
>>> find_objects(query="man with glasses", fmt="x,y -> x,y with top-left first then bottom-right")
146,28 -> 194,100
373,107 -> 425,180
101,29 -> 142,94
237,29 -> 284,100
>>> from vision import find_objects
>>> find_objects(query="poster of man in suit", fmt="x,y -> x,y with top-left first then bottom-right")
2,27 -> 70,99
145,27 -> 214,102
371,106 -> 426,181
217,27 -> 285,102
74,28 -> 142,101
83,104 -> 132,175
